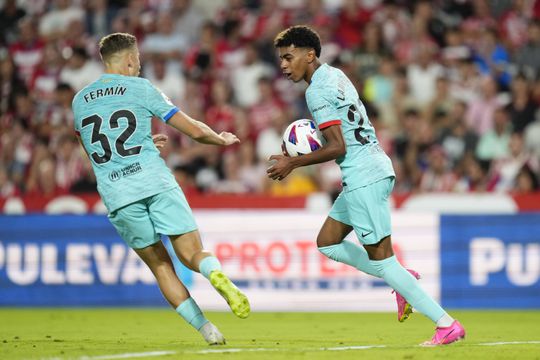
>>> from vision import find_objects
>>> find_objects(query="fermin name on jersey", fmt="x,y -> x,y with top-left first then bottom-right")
83,86 -> 127,103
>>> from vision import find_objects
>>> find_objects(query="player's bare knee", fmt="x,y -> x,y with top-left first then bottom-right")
152,260 -> 175,278
364,236 -> 394,260
317,233 -> 341,248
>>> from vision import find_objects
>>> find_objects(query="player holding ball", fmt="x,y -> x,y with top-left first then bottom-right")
267,25 -> 465,346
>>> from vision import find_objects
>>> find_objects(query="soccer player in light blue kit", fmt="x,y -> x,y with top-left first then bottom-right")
268,26 -> 465,346
72,33 -> 250,345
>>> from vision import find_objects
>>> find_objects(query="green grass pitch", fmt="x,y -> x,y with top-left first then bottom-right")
1,309 -> 539,359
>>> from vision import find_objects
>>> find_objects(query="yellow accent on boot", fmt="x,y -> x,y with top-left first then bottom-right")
209,270 -> 250,319
399,303 -> 413,322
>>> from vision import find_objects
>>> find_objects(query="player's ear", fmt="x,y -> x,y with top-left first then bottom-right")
306,49 -> 315,64
127,52 -> 134,67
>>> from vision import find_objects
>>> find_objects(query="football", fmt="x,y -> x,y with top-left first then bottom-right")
282,119 -> 325,157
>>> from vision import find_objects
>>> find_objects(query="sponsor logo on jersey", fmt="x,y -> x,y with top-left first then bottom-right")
312,104 -> 328,113
108,162 -> 143,181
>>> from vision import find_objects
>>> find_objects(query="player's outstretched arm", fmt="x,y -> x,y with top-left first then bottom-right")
267,124 -> 345,181
167,110 -> 240,146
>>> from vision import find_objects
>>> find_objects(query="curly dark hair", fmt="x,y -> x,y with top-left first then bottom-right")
273,25 -> 321,57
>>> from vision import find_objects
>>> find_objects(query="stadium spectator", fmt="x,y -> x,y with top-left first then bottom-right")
9,17 -> 45,86
507,73 -> 537,133
57,18 -> 96,58
424,77 -> 456,127
205,80 -> 245,150
419,145 -> 457,192
171,0 -> 205,47
513,20 -> 540,79
244,0 -> 290,47
0,52 -> 26,116
30,43 -> 63,107
59,47 -> 103,92
25,141 -> 59,197
54,134 -> 84,191
439,101 -> 479,167
312,18 -> 341,65
236,140 -> 268,193
454,155 -> 492,192
256,105 -> 287,164
109,0 -> 150,40
354,21 -> 388,80
44,83 -> 75,148
84,0 -> 115,39
476,107 -> 512,161
513,164 -> 540,193
38,0 -> 84,41
141,11 -> 188,65
70,156 -> 97,193
523,110 -> 540,158
373,0 -> 410,53
363,56 -> 396,108
472,28 -> 511,89
171,164 -> 198,196
230,42 -> 274,108
334,0 -> 371,49
215,19 -> 245,72
465,76 -> 507,135
499,0 -> 530,51
490,132 -> 529,191
406,44 -> 444,107
247,76 -> 287,141
0,0 -> 26,46
412,0 -> 447,48
449,57 -> 483,104
0,165 -> 17,197
144,54 -> 185,105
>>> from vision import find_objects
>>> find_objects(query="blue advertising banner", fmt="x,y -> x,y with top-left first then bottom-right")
440,214 -> 540,308
0,215 -> 191,306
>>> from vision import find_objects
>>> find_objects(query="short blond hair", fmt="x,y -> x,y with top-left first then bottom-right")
99,33 -> 137,62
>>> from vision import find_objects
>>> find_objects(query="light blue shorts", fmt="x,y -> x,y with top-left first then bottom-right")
108,187 -> 198,249
329,176 -> 394,245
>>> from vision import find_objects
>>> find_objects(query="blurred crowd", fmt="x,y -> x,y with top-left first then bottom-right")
1,0 -> 540,200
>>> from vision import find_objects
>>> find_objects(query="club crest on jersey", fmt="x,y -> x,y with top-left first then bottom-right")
108,170 -> 122,182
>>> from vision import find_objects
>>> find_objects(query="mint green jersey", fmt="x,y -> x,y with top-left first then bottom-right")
306,64 -> 395,190
72,74 -> 179,212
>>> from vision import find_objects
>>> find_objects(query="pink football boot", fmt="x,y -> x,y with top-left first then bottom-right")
422,320 -> 466,346
393,269 -> 421,322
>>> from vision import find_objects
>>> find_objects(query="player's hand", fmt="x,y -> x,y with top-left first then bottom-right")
152,134 -> 168,149
267,154 -> 294,181
220,132 -> 240,146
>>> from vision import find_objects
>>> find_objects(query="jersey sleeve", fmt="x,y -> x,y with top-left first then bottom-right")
306,88 -> 341,130
144,80 -> 179,122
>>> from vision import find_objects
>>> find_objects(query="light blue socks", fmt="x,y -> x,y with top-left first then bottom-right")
318,241 -> 381,278
176,297 -> 208,330
199,256 -> 222,279
370,256 -> 447,324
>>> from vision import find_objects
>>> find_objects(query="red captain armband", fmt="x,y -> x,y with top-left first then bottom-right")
318,120 -> 341,130
75,130 -> 81,137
